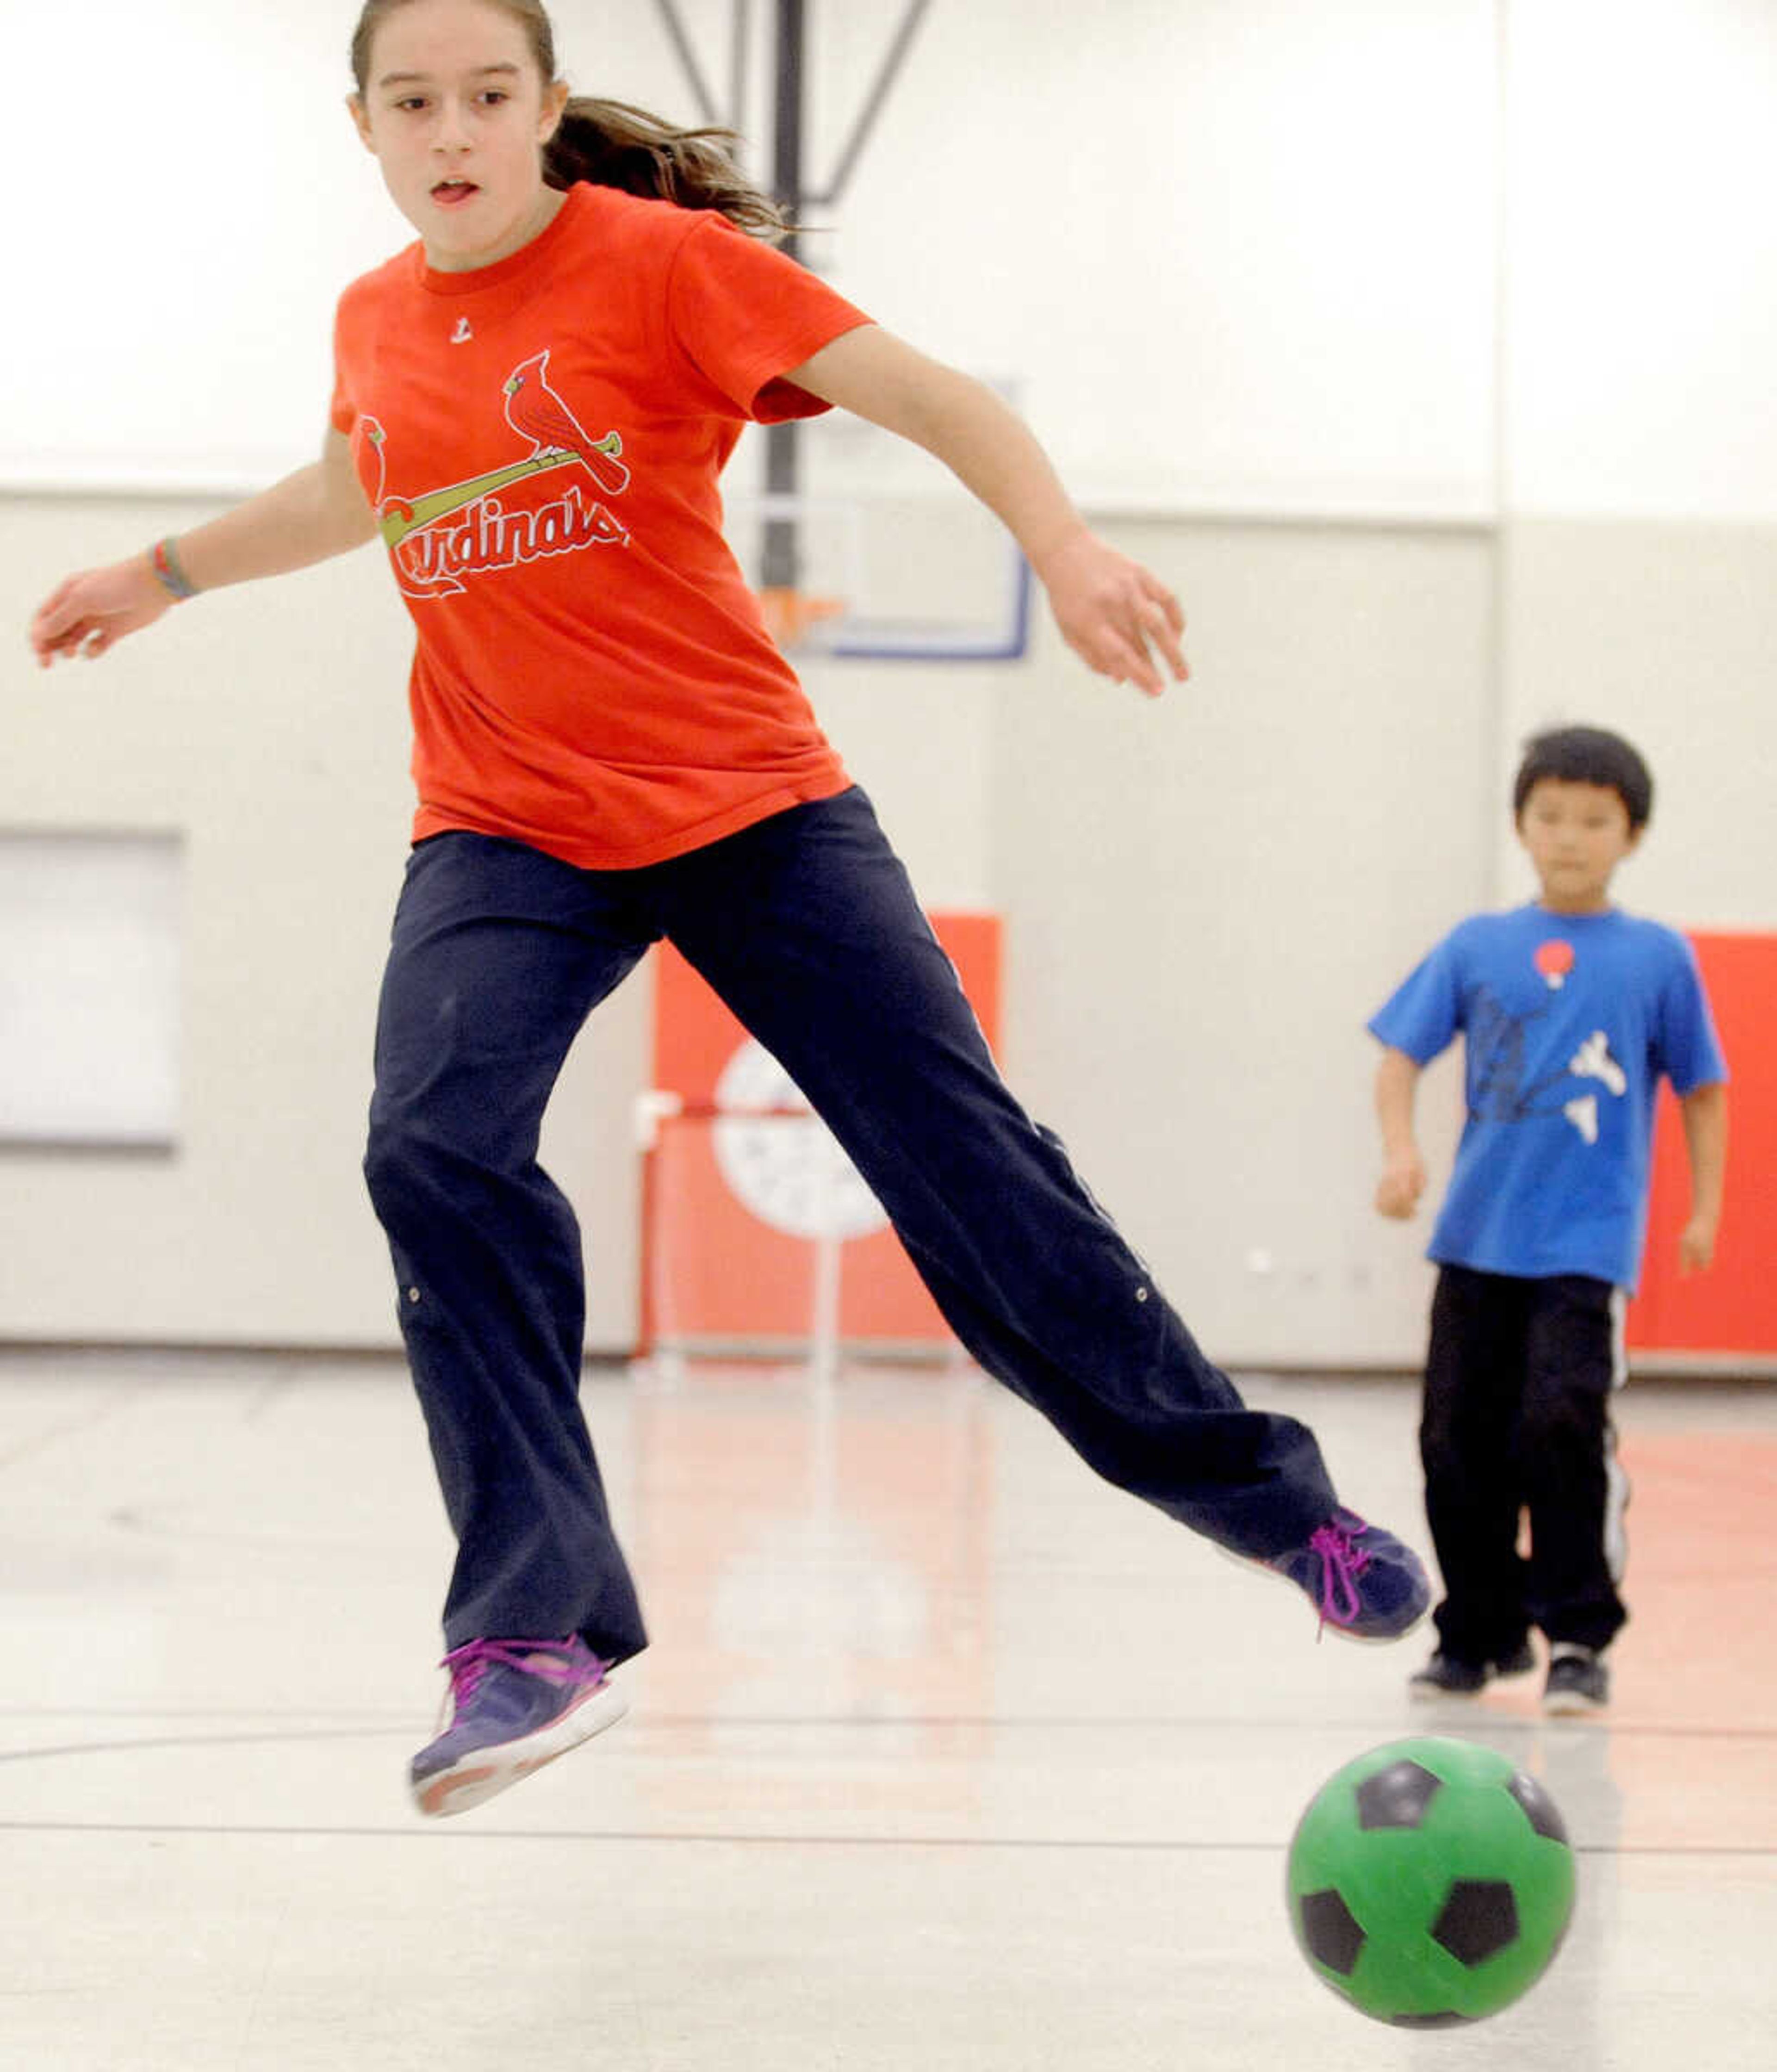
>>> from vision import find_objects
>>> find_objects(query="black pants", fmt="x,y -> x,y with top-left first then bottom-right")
363,788 -> 1340,1661
1421,1264 -> 1629,1660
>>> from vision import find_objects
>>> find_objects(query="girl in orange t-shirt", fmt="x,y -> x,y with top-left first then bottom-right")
31,0 -> 1428,1817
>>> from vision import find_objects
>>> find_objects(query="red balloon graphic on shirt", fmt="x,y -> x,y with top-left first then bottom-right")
1535,938 -> 1575,990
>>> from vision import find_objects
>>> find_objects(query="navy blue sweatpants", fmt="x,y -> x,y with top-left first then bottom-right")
363,788 -> 1339,1662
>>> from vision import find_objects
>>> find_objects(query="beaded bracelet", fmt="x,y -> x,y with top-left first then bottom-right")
149,535 -> 200,602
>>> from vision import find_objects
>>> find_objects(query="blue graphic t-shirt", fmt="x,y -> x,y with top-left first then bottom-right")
1368,905 -> 1727,1291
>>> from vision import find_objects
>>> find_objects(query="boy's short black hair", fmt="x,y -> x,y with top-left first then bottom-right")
1512,726 -> 1653,830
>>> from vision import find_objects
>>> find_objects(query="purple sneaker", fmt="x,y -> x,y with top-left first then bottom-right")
410,1637 -> 627,1818
1259,1508 -> 1431,1642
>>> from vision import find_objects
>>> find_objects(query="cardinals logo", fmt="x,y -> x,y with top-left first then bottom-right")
502,351 -> 632,496
360,351 -> 632,602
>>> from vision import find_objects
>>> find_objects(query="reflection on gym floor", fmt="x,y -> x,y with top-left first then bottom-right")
0,1348 -> 1771,2071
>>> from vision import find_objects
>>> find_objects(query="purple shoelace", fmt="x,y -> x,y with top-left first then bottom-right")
440,1638 -> 604,1709
1307,1515 -> 1373,1630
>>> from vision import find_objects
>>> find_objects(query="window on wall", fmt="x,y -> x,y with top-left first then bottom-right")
0,832 -> 183,1148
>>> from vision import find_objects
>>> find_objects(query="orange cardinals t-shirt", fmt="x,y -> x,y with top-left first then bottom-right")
329,182 -> 873,869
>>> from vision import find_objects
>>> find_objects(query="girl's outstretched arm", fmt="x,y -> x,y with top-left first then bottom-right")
29,427 -> 378,668
784,327 -> 1187,698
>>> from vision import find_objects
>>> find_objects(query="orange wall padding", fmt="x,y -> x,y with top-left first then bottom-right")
1628,932 -> 1775,1357
640,913 -> 1002,1351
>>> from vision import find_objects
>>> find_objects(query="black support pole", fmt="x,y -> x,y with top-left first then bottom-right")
761,0 -> 806,596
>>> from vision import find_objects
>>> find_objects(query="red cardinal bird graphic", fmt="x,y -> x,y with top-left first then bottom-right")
503,351 -> 630,495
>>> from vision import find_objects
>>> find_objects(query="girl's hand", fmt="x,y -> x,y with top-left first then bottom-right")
30,557 -> 172,668
1375,1149 -> 1427,1220
1033,528 -> 1187,698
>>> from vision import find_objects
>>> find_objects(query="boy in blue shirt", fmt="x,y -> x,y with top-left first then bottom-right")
1368,727 -> 1728,1714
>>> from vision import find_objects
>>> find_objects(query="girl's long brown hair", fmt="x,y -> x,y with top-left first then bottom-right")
349,0 -> 786,237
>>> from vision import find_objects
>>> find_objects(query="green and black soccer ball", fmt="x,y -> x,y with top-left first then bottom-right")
1286,1736 -> 1576,2027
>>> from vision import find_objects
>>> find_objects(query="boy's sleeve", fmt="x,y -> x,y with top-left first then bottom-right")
1367,933 -> 1465,1065
665,214 -> 875,423
1655,937 -> 1729,1094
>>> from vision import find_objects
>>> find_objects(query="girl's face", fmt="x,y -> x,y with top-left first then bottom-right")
350,0 -> 569,272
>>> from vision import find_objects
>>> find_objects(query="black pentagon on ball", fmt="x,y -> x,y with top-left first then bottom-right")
1356,1758 -> 1443,1830
1506,1768 -> 1571,1844
1298,1887 -> 1366,1976
1431,1878 -> 1520,1965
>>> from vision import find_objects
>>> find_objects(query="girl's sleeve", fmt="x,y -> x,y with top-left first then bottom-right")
1367,932 -> 1465,1065
329,291 -> 360,438
664,215 -> 875,422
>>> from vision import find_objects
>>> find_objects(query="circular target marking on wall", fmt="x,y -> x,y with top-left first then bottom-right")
710,1040 -> 890,1242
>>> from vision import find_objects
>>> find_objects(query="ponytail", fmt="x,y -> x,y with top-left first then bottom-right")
545,98 -> 787,240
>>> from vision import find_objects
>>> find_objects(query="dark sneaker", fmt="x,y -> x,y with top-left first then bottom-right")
1410,1650 -> 1487,1697
1260,1508 -> 1431,1642
1409,1639 -> 1537,1700
1543,1644 -> 1609,1717
410,1636 -> 627,1818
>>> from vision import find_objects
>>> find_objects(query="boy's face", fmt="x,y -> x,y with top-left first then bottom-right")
1516,777 -> 1642,914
